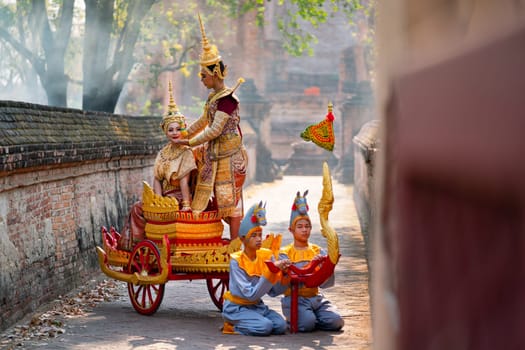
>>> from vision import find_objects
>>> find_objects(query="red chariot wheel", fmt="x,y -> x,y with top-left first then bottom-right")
127,240 -> 165,315
206,277 -> 229,311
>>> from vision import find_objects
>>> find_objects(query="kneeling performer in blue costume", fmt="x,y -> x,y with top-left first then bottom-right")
222,202 -> 291,336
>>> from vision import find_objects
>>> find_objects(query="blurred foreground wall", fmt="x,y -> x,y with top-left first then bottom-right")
373,1 -> 525,349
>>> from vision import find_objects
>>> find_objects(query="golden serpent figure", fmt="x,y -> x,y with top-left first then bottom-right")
318,162 -> 340,264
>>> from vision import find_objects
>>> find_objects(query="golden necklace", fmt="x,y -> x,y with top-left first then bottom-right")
159,143 -> 186,162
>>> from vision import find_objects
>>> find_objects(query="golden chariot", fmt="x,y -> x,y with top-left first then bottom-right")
96,163 -> 339,322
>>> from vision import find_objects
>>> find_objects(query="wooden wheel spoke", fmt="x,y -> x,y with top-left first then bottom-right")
127,240 -> 165,315
139,248 -> 149,269
130,259 -> 141,272
206,277 -> 229,311
141,286 -> 148,306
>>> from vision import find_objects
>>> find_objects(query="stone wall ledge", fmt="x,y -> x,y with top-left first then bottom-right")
0,100 -> 165,175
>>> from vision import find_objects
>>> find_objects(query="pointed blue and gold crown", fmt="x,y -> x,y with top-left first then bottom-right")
289,190 -> 311,229
239,201 -> 267,239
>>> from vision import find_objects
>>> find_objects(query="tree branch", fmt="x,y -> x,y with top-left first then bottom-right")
56,0 -> 75,53
109,0 -> 158,87
0,26 -> 45,76
157,43 -> 196,74
30,0 -> 54,60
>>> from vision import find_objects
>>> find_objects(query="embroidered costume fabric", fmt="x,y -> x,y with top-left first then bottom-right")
118,143 -> 196,251
154,144 -> 196,197
222,248 -> 288,336
187,88 -> 247,217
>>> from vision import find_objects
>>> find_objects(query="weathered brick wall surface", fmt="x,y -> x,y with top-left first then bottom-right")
0,101 -> 163,174
0,101 -> 164,331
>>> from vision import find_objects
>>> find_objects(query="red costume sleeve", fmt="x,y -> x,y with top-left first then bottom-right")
217,95 -> 238,115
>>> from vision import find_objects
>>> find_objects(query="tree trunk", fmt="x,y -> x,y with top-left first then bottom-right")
32,0 -> 74,107
40,72 -> 68,107
82,0 -> 114,112
82,0 -> 158,113
83,86 -> 122,112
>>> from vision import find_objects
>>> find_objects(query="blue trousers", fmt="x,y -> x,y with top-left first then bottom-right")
281,294 -> 344,332
222,300 -> 287,336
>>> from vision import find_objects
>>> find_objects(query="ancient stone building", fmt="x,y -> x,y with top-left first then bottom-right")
232,4 -> 374,178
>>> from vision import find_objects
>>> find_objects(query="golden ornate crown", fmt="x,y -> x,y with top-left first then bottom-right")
198,13 -> 227,79
160,81 -> 187,135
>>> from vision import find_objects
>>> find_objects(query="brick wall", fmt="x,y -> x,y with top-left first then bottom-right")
0,101 -> 164,331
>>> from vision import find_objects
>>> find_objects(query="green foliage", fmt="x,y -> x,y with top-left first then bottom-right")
135,0 -> 200,85
209,0 -> 365,57
140,99 -> 163,116
135,95 -> 204,118
0,0 -> 374,111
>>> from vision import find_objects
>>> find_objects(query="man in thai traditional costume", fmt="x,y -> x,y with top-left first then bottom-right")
222,203 -> 291,336
279,191 -> 345,332
173,15 -> 247,240
118,85 -> 196,251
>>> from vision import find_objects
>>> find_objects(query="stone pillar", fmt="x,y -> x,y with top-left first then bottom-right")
337,81 -> 375,184
238,79 -> 277,182
339,47 -> 359,96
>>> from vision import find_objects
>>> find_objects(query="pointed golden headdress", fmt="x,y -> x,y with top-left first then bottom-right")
198,13 -> 227,79
160,81 -> 188,137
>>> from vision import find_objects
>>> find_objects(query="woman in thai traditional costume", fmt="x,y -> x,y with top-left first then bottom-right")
118,84 -> 197,251
153,89 -> 196,206
173,15 -> 247,240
